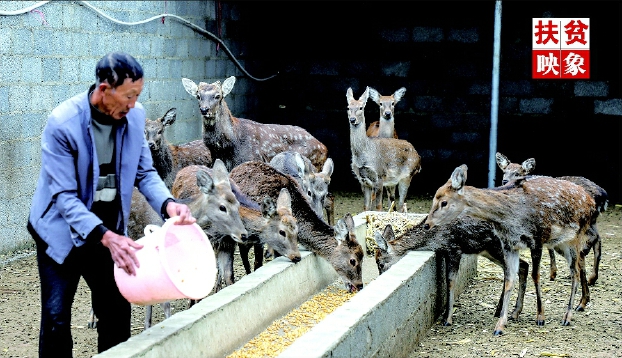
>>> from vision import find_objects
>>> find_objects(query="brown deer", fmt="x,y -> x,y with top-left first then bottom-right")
374,217 -> 530,327
347,87 -> 421,213
144,107 -> 212,189
269,151 -> 335,224
229,161 -> 365,293
423,164 -> 597,335
182,76 -> 329,172
365,87 -> 406,210
496,152 -> 608,285
172,165 -> 300,292
365,86 -> 405,139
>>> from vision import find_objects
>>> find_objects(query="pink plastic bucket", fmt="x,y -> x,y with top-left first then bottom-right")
114,217 -> 217,306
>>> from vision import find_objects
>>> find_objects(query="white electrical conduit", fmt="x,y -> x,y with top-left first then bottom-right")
0,1 -> 278,81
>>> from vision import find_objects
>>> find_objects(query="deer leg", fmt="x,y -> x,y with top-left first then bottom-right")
396,178 -> 412,213
238,243 -> 252,275
562,248 -> 580,326
253,243 -> 264,271
587,226 -> 601,286
575,245 -> 590,312
494,250 -> 519,336
442,252 -> 462,326
144,305 -> 153,329
548,248 -> 558,281
87,308 -> 97,329
374,185 -> 384,211
531,247 -> 545,326
509,258 -> 529,320
162,301 -> 171,319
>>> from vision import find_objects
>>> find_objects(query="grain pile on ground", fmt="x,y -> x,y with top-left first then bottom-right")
227,282 -> 355,358
364,211 -> 426,255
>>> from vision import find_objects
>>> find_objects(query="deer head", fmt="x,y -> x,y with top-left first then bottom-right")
368,87 -> 406,121
423,164 -> 469,230
374,224 -> 396,274
346,87 -> 369,127
332,213 -> 364,292
261,188 -> 300,263
496,152 -> 536,185
182,76 -> 236,118
144,108 -> 176,152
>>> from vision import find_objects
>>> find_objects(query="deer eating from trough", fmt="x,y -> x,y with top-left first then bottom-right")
182,76 -> 329,172
229,161 -> 365,293
347,87 -> 421,213
172,164 -> 300,293
496,152 -> 608,285
374,217 -> 530,327
269,150 -> 334,224
423,164 -> 598,335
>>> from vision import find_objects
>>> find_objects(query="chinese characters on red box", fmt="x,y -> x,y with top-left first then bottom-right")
532,18 -> 590,79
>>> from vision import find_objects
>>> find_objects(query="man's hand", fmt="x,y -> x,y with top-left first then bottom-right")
166,201 -> 196,225
101,231 -> 143,276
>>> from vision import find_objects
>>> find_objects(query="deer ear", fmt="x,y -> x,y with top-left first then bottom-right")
344,212 -> 355,232
261,196 -> 277,218
496,152 -> 510,170
211,159 -> 231,188
374,230 -> 388,252
276,188 -> 292,213
360,87 -> 370,104
450,165 -> 468,192
293,152 -> 307,178
346,87 -> 354,102
196,169 -> 215,195
522,158 -> 536,173
382,224 -> 395,242
161,108 -> 176,127
368,87 -> 380,104
334,218 -> 347,245
222,76 -> 236,97
321,158 -> 334,177
181,78 -> 198,96
394,87 -> 407,102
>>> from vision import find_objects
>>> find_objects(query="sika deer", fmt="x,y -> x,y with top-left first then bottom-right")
374,217 -> 530,327
182,76 -> 329,172
496,152 -> 608,284
144,107 -> 212,189
366,86 -> 406,210
269,151 -> 335,224
423,164 -> 597,335
172,164 -> 300,292
347,87 -> 421,213
365,86 -> 405,139
229,161 -> 365,292
237,188 -> 301,275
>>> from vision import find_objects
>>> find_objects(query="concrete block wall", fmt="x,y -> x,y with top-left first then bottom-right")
0,1 -> 253,255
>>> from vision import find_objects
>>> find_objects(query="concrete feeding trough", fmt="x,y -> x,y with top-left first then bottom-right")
95,211 -> 477,358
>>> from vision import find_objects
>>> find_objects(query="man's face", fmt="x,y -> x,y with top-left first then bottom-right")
99,77 -> 144,120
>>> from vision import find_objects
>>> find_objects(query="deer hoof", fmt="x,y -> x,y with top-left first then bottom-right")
575,305 -> 586,312
87,321 -> 97,329
562,320 -> 571,326
442,321 -> 452,327
536,319 -> 545,326
587,275 -> 598,286
493,330 -> 504,336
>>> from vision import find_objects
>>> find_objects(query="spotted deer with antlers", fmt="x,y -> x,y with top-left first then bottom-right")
182,76 -> 328,172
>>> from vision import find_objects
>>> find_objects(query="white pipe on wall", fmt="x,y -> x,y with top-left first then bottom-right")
488,0 -> 502,188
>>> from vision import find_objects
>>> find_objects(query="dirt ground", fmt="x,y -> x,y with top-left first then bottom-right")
1,192 -> 621,358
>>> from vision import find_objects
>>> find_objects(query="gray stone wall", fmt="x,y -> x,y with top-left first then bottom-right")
0,1 -> 251,254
